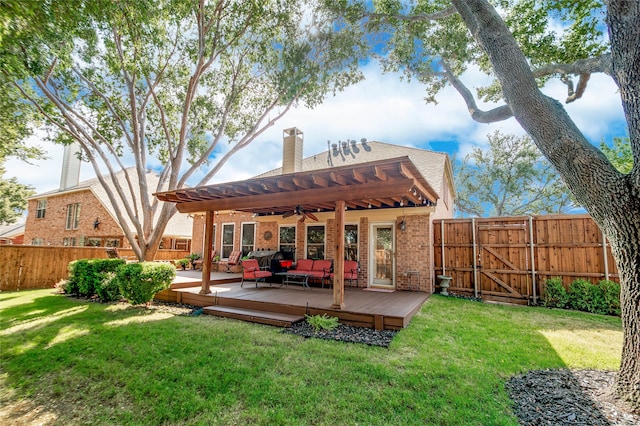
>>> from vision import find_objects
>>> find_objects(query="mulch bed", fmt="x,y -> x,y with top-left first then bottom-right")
506,369 -> 639,425
281,320 -> 397,347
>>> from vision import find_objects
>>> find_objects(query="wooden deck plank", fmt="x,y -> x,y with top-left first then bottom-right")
163,279 -> 430,330
203,305 -> 304,327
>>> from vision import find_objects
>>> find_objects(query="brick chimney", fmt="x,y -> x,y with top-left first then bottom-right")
60,142 -> 82,190
282,127 -> 303,174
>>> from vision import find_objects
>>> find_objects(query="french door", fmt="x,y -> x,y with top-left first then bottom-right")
370,224 -> 395,288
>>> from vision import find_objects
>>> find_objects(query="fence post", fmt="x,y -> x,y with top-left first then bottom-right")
529,216 -> 537,305
441,219 -> 446,276
472,218 -> 478,298
602,229 -> 609,281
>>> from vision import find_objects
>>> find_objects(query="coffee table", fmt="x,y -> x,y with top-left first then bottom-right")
275,272 -> 311,289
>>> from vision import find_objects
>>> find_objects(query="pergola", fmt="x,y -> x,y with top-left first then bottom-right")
155,156 -> 438,309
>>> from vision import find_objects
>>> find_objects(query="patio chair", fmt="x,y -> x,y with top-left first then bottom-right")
224,250 -> 242,273
328,260 -> 359,288
240,259 -> 273,287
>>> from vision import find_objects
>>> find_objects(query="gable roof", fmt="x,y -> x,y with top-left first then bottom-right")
0,221 -> 25,238
257,140 -> 453,198
29,169 -> 192,238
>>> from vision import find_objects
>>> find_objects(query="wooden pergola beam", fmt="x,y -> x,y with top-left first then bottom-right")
175,179 -> 415,214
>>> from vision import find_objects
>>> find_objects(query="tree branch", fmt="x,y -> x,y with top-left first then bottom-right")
440,61 -> 514,123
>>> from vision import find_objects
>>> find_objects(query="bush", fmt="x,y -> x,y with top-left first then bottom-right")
306,314 -> 339,333
96,272 -> 122,302
598,280 -> 621,316
565,278 -> 621,316
66,258 -> 126,297
117,262 -> 176,305
567,279 -> 595,312
542,277 -> 568,308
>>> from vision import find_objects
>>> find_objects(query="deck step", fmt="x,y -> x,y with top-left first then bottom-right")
203,305 -> 305,328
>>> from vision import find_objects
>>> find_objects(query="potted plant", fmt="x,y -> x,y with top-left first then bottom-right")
188,253 -> 202,269
176,258 -> 190,270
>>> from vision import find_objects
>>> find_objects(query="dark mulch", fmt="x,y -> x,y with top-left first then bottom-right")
282,320 -> 397,347
506,369 -> 639,425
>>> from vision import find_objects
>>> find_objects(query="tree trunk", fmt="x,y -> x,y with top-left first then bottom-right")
453,0 -> 640,410
607,217 -> 640,408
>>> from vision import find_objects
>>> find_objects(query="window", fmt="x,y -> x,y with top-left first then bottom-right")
345,224 -> 358,260
63,237 -> 77,246
85,238 -> 101,247
66,203 -> 81,230
279,226 -> 296,258
105,239 -> 120,247
32,238 -> 44,245
175,239 -> 190,251
241,223 -> 255,256
306,225 -> 325,260
221,223 -> 234,258
36,199 -> 47,219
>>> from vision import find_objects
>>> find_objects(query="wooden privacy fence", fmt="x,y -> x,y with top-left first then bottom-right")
0,246 -> 190,291
433,214 -> 618,305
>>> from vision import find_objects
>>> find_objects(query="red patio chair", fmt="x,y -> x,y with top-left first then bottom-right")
240,259 -> 273,287
328,260 -> 359,288
224,250 -> 242,273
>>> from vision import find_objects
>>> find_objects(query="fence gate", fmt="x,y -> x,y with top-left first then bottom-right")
476,220 -> 531,304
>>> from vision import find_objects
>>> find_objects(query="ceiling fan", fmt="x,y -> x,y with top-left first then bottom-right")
282,205 -> 318,222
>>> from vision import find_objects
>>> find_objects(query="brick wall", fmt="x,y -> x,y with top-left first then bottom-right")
190,209 -> 436,292
25,190 -> 124,247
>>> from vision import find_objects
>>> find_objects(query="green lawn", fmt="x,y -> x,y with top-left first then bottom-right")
0,290 -> 622,425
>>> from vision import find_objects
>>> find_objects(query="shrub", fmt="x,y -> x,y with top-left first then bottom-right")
117,262 -> 176,305
175,258 -> 190,269
567,279 -> 595,312
542,277 -> 568,308
306,314 -> 339,333
66,258 -> 126,297
96,272 -> 122,302
598,280 -> 621,316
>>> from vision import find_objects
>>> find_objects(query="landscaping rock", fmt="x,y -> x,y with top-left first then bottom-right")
282,320 -> 397,347
506,369 -> 639,425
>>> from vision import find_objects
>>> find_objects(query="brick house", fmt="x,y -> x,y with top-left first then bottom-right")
162,128 -> 455,300
25,168 -> 192,250
0,222 -> 25,244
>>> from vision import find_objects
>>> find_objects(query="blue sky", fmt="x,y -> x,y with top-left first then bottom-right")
4,62 -> 627,195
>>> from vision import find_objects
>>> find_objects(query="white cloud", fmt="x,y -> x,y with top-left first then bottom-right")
4,63 -> 625,195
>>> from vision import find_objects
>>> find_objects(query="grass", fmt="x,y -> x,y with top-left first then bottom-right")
0,290 -> 622,425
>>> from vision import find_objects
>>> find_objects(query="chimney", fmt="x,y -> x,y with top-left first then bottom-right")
282,127 -> 303,174
60,142 -> 82,190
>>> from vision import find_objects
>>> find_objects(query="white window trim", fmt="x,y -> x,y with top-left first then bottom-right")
221,222 -> 235,259
305,223 -> 326,260
240,222 -> 256,255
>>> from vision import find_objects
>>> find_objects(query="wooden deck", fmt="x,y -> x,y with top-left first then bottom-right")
155,272 -> 430,330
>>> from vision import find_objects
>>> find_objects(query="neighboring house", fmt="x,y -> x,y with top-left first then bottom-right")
0,221 -> 25,244
162,128 -> 455,296
25,168 -> 192,250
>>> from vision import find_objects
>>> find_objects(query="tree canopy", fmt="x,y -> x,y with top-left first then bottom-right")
601,136 -> 632,174
455,131 -> 577,217
1,0 -> 365,259
330,0 -> 639,409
